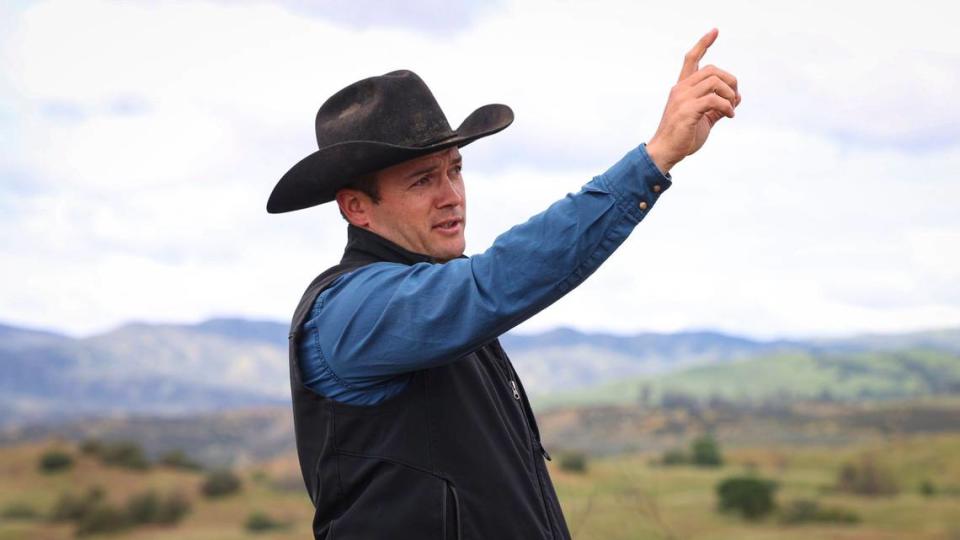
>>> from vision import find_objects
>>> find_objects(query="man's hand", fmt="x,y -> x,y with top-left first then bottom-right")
646,28 -> 741,174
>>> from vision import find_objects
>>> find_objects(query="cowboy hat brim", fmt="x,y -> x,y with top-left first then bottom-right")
266,103 -> 513,214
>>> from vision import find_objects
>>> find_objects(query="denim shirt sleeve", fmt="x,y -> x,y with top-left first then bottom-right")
299,144 -> 671,403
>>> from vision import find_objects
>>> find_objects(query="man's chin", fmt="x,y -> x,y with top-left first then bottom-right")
433,239 -> 466,262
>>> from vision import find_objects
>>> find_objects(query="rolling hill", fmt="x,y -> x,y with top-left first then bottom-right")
1,318 -> 958,429
539,348 -> 960,409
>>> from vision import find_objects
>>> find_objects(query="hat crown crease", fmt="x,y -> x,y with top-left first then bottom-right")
315,70 -> 454,149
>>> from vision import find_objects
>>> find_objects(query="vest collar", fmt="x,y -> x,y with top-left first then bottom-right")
341,224 -> 435,267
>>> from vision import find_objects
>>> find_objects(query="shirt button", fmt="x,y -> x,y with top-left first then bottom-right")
638,201 -> 649,210
653,184 -> 662,193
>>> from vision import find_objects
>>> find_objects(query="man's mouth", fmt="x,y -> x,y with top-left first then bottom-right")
433,218 -> 463,232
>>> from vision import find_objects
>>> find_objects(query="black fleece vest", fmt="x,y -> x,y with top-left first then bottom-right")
287,226 -> 571,540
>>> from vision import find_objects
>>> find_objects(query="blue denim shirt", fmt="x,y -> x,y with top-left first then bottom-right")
298,144 -> 672,405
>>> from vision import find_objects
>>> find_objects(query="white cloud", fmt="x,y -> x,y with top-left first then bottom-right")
2,0 -> 960,338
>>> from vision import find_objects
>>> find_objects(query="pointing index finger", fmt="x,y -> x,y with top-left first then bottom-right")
679,28 -> 718,82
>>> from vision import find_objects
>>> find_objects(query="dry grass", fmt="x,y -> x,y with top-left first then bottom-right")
1,434 -> 959,539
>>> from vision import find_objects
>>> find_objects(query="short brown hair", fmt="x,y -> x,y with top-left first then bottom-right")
345,172 -> 381,203
338,171 -> 381,221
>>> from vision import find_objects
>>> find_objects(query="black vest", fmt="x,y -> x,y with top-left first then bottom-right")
288,226 -> 571,540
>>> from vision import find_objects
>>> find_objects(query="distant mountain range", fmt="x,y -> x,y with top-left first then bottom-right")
1,318 -> 959,429
0,319 -> 291,428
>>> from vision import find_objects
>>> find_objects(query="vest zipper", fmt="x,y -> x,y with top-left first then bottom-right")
488,342 -> 556,539
509,380 -> 521,400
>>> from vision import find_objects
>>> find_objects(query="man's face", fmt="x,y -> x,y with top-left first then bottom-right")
347,147 -> 467,262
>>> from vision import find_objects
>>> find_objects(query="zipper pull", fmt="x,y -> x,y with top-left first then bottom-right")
509,380 -> 521,400
539,443 -> 552,461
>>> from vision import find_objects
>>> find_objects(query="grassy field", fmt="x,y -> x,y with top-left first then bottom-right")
555,434 -> 960,540
1,434 -> 959,539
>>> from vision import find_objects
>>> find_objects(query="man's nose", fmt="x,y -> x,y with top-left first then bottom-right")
436,174 -> 464,207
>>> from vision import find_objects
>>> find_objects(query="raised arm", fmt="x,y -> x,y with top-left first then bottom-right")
310,143 -> 669,389
303,29 -> 741,398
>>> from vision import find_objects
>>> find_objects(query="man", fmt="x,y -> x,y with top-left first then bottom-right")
268,29 -> 739,540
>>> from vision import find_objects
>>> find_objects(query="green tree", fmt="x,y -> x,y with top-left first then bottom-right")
158,450 -> 203,471
245,511 -> 289,532
691,434 -> 723,467
98,441 -> 150,470
38,450 -> 74,473
125,491 -> 161,525
836,455 -> 898,496
126,490 -> 191,525
558,452 -> 588,473
49,487 -> 105,523
155,491 -> 191,524
716,476 -> 777,520
78,439 -> 103,456
201,470 -> 242,498
75,504 -> 130,537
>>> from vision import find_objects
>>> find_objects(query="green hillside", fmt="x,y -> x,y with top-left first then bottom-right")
538,348 -> 960,409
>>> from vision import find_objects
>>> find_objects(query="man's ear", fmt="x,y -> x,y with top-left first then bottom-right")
336,188 -> 372,227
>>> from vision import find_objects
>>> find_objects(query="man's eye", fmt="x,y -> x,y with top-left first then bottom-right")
412,176 -> 430,187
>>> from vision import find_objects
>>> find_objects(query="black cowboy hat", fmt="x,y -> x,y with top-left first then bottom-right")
267,70 -> 514,213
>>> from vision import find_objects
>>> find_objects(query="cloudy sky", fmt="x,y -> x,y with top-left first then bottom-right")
1,0 -> 958,339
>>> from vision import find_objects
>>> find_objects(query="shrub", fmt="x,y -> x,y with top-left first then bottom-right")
125,491 -> 161,525
920,480 -> 936,497
816,506 -> 862,524
49,487 -> 105,522
716,476 -> 777,520
75,504 -> 130,537
691,435 -> 723,467
78,439 -> 103,456
156,491 -> 191,524
201,470 -> 242,498
661,448 -> 688,466
98,441 -> 150,470
38,450 -> 74,473
1,501 -> 39,520
126,490 -> 191,525
836,455 -> 898,496
778,499 -> 817,524
158,450 -> 203,471
48,486 -> 190,535
49,493 -> 82,522
558,452 -> 588,473
780,499 -> 860,525
245,511 -> 289,533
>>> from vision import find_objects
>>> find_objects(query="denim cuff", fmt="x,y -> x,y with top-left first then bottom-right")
598,143 -> 673,223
